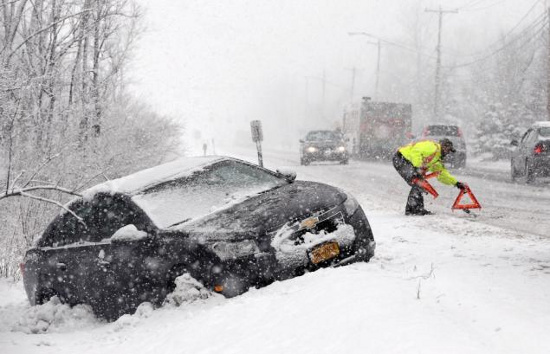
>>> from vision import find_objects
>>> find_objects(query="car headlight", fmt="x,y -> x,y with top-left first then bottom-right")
343,194 -> 360,215
306,146 -> 317,153
337,146 -> 346,152
211,240 -> 260,261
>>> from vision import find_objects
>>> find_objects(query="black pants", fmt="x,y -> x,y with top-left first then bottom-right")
392,152 -> 425,213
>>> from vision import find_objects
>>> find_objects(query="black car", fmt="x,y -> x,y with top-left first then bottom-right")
511,122 -> 550,183
300,130 -> 349,165
21,156 -> 375,320
421,124 -> 467,168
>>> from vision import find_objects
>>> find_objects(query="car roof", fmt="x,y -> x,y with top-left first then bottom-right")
80,156 -> 227,200
307,130 -> 334,133
532,121 -> 550,128
425,124 -> 459,128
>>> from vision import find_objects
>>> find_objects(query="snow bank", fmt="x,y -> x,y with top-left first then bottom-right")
12,297 -> 100,334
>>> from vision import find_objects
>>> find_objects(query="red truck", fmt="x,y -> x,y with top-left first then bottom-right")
343,97 -> 413,159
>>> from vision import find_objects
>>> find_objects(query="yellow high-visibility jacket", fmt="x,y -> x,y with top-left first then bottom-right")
398,140 -> 457,186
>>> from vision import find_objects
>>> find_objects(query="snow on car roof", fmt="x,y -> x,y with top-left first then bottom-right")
532,121 -> 550,128
81,156 -> 226,200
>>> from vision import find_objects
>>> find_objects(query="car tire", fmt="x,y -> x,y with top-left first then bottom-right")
511,160 -> 519,182
213,270 -> 248,298
525,159 -> 536,183
301,158 -> 310,166
340,159 -> 349,165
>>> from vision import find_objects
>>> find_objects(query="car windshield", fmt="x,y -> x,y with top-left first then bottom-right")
132,160 -> 287,228
425,125 -> 460,136
539,127 -> 550,137
306,131 -> 339,141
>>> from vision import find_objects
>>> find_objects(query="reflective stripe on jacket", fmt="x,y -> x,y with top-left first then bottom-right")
398,140 -> 457,186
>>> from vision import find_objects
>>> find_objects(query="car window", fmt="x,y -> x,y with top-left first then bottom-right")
520,129 -> 532,144
306,131 -> 338,141
539,127 -> 550,137
39,195 -> 148,247
424,125 -> 459,136
133,160 -> 288,228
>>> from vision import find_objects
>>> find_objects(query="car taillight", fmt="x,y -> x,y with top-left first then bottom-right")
534,143 -> 545,155
457,128 -> 463,137
19,262 -> 25,278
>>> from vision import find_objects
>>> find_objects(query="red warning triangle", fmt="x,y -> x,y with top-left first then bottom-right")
415,178 -> 439,198
452,185 -> 481,210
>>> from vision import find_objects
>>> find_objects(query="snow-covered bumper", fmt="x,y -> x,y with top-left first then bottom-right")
270,202 -> 375,273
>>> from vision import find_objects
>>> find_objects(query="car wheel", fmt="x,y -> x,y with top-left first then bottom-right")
511,160 -> 518,182
37,287 -> 58,305
212,270 -> 248,298
301,158 -> 310,166
525,159 -> 536,183
340,159 -> 349,165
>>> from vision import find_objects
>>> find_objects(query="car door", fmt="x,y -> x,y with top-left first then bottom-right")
514,129 -> 532,173
68,194 -> 157,318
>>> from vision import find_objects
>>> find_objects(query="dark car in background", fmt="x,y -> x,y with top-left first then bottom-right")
421,124 -> 467,168
300,130 -> 349,165
511,122 -> 550,183
21,156 -> 375,320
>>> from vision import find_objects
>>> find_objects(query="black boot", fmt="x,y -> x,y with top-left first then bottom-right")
405,186 -> 433,215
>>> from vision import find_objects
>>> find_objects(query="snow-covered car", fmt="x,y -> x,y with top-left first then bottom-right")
421,124 -> 467,168
300,130 -> 349,165
511,121 -> 550,183
20,156 -> 375,320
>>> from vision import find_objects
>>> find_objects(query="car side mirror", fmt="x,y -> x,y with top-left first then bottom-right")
510,140 -> 519,147
111,224 -> 153,243
276,168 -> 297,183
299,139 -> 304,143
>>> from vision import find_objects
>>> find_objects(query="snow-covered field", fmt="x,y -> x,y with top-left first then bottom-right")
1,148 -> 550,354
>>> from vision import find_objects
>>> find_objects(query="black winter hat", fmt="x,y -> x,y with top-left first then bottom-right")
439,138 -> 456,153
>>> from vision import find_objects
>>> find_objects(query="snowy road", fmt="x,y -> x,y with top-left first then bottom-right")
1,148 -> 550,354
253,148 -> 550,238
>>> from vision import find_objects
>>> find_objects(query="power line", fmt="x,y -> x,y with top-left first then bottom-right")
442,11 -> 547,67
457,0 -> 491,11
445,17 -> 548,69
461,0 -> 514,12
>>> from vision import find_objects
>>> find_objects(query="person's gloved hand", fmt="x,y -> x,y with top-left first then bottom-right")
412,168 -> 423,180
456,181 -> 466,190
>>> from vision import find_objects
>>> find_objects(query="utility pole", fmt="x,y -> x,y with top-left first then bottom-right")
547,6 -> 550,120
322,69 -> 326,110
346,67 -> 357,101
348,32 -> 382,99
374,39 -> 381,99
426,6 -> 458,119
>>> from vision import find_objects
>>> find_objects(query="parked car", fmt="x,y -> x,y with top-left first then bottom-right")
511,121 -> 550,183
300,130 -> 349,165
21,156 -> 375,320
421,124 -> 467,168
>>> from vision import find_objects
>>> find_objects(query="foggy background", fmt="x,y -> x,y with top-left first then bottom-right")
129,0 -> 543,154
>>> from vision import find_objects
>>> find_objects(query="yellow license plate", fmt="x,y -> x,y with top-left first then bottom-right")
309,242 -> 340,264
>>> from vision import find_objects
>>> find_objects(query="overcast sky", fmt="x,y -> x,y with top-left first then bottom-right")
129,0 -> 543,153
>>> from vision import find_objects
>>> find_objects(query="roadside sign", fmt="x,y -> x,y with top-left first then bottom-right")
250,120 -> 263,142
250,120 -> 264,167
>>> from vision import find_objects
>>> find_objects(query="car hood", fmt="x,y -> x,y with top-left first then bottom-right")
304,141 -> 344,148
172,181 -> 346,242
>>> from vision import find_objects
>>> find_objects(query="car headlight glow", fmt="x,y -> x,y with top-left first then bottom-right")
211,240 -> 260,261
337,146 -> 346,152
306,146 -> 317,153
